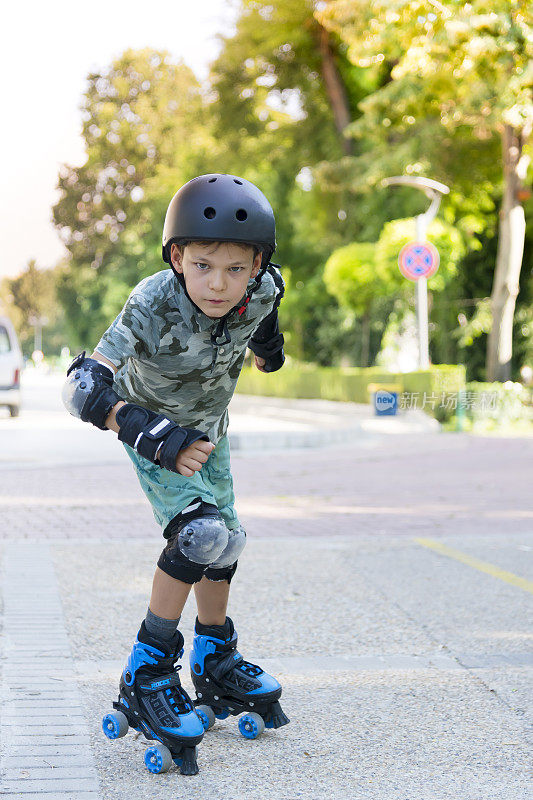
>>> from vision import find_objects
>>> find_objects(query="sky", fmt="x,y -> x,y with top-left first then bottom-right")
0,0 -> 237,279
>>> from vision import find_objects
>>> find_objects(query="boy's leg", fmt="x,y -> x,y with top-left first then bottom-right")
121,439 -> 234,632
105,446 -> 230,772
149,566 -> 193,621
186,436 -> 289,733
194,575 -> 231,625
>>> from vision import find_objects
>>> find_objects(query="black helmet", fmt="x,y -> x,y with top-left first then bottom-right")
162,174 -> 276,266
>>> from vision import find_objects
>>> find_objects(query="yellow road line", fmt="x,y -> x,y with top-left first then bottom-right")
414,537 -> 533,595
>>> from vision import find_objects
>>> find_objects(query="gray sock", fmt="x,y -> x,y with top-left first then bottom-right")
145,608 -> 181,641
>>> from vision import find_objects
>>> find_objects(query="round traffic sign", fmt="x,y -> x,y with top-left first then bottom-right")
398,241 -> 440,281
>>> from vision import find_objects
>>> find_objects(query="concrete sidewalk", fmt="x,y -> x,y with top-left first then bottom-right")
228,393 -> 439,450
0,371 -> 531,800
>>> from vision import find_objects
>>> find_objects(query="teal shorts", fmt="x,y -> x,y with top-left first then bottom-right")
123,433 -> 240,534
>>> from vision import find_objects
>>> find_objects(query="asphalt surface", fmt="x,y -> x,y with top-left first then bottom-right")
0,369 -> 531,799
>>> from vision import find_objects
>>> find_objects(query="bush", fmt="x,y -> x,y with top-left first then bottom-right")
236,361 -> 466,419
461,380 -> 533,431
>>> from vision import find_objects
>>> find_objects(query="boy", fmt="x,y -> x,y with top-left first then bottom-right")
62,174 -> 288,777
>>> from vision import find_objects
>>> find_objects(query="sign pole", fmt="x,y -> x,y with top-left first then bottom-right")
415,214 -> 430,369
381,176 -> 449,373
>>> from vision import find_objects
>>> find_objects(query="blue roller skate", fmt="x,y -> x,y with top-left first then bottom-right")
102,622 -> 204,775
190,616 -> 289,740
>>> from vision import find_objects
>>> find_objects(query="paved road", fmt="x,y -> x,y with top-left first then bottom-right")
0,371 -> 531,799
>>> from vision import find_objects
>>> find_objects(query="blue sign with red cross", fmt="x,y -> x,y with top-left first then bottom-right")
398,241 -> 440,281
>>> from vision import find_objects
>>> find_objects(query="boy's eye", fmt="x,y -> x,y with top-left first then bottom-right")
195,263 -> 244,273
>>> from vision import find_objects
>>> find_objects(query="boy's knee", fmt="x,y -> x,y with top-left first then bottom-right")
202,523 -> 247,585
208,523 -> 246,569
157,498 -> 229,584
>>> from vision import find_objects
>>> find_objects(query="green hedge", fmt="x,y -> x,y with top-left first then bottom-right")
236,361 -> 466,419
459,381 -> 533,430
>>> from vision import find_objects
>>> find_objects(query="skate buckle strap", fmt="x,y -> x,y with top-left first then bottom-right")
209,649 -> 246,682
139,671 -> 183,693
214,633 -> 239,653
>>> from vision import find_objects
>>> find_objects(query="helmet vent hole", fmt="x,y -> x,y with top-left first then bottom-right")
233,179 -> 243,185
204,207 -> 216,219
235,209 -> 247,221
208,177 -> 217,183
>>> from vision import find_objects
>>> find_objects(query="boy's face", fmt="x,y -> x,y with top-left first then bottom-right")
171,241 -> 262,318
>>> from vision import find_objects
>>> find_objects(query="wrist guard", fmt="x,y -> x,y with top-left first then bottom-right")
249,308 -> 285,372
116,404 -> 209,473
62,351 -> 122,430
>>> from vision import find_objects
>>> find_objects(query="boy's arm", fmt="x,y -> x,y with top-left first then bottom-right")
90,352 -> 124,432
248,265 -> 285,373
62,351 -> 213,475
248,308 -> 284,372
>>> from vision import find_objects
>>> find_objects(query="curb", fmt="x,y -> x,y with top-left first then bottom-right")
228,411 -> 440,451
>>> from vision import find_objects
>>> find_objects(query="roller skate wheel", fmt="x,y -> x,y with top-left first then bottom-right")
102,710 -> 129,739
215,708 -> 230,720
238,712 -> 265,739
196,705 -> 216,731
144,743 -> 173,774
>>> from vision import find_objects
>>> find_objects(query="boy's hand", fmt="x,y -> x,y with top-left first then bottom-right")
175,439 -> 216,477
254,355 -> 267,372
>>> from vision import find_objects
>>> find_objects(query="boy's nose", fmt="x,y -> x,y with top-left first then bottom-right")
209,272 -> 226,292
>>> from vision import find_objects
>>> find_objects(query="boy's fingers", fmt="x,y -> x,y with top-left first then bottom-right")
187,446 -> 212,463
195,440 -> 215,454
178,465 -> 194,477
193,446 -> 211,461
174,439 -> 214,473
182,457 -> 203,471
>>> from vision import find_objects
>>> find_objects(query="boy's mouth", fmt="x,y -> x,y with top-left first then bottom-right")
206,299 -> 227,305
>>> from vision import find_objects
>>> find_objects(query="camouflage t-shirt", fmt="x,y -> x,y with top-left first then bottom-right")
95,266 -> 283,443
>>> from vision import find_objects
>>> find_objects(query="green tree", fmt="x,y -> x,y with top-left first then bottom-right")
53,49 -> 209,347
207,0 -> 388,360
324,242 -> 390,364
318,0 -> 533,380
0,261 -> 67,357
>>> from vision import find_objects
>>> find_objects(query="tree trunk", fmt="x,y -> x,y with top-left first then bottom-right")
361,309 -> 371,366
317,24 -> 353,156
486,122 -> 531,381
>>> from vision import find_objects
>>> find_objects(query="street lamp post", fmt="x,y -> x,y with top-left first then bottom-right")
381,176 -> 450,369
28,314 -> 48,355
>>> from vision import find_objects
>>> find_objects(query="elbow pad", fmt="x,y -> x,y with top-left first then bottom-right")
249,308 -> 285,372
116,404 -> 209,473
62,352 -> 122,430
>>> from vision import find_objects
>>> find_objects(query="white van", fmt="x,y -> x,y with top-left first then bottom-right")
0,316 -> 23,416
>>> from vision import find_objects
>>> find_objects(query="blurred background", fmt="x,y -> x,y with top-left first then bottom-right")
1,0 -> 532,434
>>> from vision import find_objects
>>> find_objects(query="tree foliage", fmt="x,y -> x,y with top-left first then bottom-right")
317,0 -> 533,377
0,261 -> 67,357
53,49 -> 211,348
48,1 -> 533,379
324,242 -> 383,310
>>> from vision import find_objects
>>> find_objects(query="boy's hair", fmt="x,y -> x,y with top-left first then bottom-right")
174,240 -> 263,262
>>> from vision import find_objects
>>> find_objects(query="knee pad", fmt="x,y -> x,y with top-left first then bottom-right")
208,524 -> 246,569
158,499 -> 229,584
203,524 -> 247,584
204,561 -> 239,584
